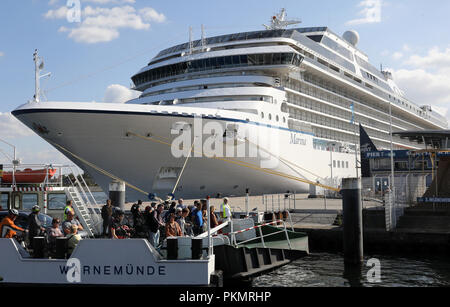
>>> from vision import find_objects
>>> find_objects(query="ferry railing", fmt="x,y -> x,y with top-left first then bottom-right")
229,219 -> 292,250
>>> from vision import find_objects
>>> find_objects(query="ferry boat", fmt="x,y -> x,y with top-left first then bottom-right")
12,9 -> 448,201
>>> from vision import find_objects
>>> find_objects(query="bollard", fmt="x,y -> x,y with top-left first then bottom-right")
192,238 -> 203,260
56,237 -> 68,259
33,237 -> 45,258
167,237 -> 178,260
109,180 -> 125,211
342,178 -> 364,265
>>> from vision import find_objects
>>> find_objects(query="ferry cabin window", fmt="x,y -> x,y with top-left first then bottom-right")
48,194 -> 67,210
22,194 -> 38,211
1,193 -> 8,209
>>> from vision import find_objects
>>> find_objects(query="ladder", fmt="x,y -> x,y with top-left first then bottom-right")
65,187 -> 96,237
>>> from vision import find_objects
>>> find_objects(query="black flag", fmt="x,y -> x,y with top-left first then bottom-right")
360,124 -> 377,153
360,124 -> 377,177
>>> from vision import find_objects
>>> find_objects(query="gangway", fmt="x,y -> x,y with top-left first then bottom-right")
64,167 -> 102,237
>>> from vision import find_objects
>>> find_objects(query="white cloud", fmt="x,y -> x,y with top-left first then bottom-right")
66,26 -> 120,43
0,52 -> 4,57
44,4 -> 166,44
104,84 -> 140,103
0,113 -> 35,140
44,6 -> 69,19
404,47 -> 450,72
391,46 -> 450,123
346,0 -> 383,26
139,7 -> 166,23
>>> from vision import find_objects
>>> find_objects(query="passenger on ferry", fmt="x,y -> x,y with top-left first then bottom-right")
192,201 -> 204,235
67,224 -> 82,256
148,204 -> 165,247
176,198 -> 186,210
165,201 -> 176,221
109,210 -> 131,239
175,207 -> 183,219
47,218 -> 64,252
28,205 -> 45,249
219,197 -> 232,222
201,204 -> 208,233
165,213 -> 182,238
0,209 -> 26,239
101,199 -> 113,237
131,200 -> 147,237
210,206 -> 219,229
63,200 -> 75,221
62,211 -> 84,236
176,208 -> 192,236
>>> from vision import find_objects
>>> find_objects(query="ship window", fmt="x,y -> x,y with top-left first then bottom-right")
1,194 -> 8,209
48,193 -> 67,210
269,114 -> 272,120
224,56 -> 232,66
276,115 -> 279,122
232,55 -> 240,65
261,112 -> 264,119
337,161 -> 341,168
22,194 -> 38,211
346,161 -> 349,169
133,52 -> 304,87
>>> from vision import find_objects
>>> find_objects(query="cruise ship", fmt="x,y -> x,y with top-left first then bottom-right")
12,10 -> 448,200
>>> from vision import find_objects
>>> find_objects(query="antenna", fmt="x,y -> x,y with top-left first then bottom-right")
201,24 -> 207,52
263,8 -> 301,30
188,26 -> 193,55
33,49 -> 51,103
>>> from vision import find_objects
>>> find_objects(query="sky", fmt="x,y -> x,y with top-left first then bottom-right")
0,0 -> 450,167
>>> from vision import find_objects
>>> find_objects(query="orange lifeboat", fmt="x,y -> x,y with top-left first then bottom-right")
1,168 -> 57,184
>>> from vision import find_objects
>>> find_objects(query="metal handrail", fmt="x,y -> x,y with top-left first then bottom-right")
229,219 -> 292,249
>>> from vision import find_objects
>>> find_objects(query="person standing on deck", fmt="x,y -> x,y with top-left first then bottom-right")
101,199 -> 113,237
219,197 -> 232,222
63,200 -> 75,221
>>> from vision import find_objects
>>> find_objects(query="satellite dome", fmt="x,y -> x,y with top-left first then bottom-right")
343,30 -> 360,46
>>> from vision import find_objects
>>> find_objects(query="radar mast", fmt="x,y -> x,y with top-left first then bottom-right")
263,8 -> 301,30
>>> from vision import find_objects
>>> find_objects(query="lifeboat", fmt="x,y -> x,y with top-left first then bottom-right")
1,168 -> 57,184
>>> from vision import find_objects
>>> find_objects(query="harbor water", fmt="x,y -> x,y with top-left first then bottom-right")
252,253 -> 450,287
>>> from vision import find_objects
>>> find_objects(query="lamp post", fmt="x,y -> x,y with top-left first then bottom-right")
0,138 -> 18,187
329,142 -> 336,187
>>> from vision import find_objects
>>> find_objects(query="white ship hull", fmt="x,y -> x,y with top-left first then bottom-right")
13,101 -> 356,200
